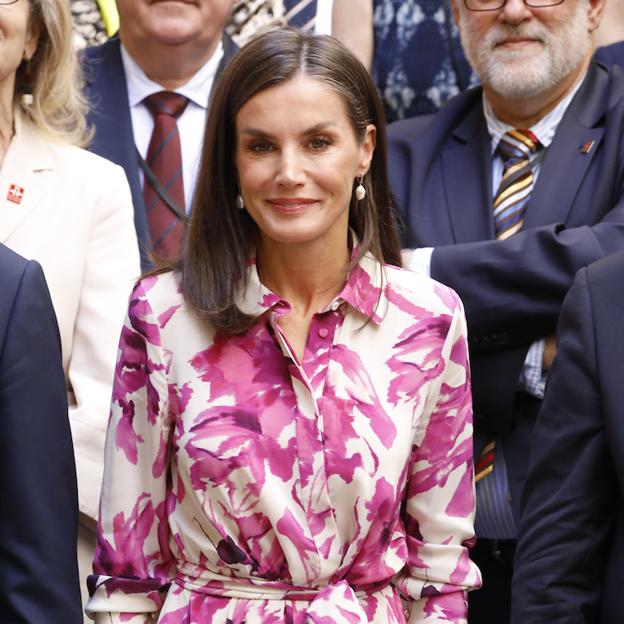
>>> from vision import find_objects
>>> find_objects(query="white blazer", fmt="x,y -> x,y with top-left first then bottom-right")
0,113 -> 141,521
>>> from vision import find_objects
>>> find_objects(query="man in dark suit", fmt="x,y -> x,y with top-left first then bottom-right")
84,0 -> 238,268
512,251 -> 624,624
387,0 -> 624,620
0,244 -> 82,622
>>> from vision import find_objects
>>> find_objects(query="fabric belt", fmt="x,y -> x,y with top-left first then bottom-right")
174,571 -> 392,623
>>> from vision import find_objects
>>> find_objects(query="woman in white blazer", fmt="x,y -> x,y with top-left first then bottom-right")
0,0 -> 140,617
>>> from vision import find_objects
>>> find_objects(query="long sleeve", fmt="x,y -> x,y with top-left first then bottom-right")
512,268 -> 616,623
431,216 -> 624,347
395,295 -> 481,623
86,278 -> 175,622
68,164 -> 141,521
0,259 -> 82,623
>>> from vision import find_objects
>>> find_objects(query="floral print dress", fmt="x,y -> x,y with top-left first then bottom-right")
86,253 -> 481,623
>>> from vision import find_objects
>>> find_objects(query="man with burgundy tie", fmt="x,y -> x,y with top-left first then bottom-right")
84,0 -> 238,267
386,0 -> 624,620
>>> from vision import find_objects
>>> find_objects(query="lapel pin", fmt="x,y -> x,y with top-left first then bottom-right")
581,139 -> 595,154
6,184 -> 24,205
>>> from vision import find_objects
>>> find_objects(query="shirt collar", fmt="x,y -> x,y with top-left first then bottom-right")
483,72 -> 586,152
236,249 -> 388,326
120,40 -> 224,109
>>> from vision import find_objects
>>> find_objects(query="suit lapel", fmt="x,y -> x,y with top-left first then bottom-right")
441,103 -> 495,242
0,114 -> 52,243
524,64 -> 607,229
84,37 -> 150,256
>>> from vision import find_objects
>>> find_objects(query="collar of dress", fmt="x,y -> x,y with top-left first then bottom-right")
235,248 -> 389,326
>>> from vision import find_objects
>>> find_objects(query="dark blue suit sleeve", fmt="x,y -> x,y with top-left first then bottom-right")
0,261 -> 83,623
431,216 -> 624,344
511,268 -> 615,623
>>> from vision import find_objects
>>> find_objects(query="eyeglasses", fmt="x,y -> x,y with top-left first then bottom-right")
464,0 -> 564,11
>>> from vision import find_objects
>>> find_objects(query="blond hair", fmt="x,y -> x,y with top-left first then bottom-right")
16,0 -> 92,146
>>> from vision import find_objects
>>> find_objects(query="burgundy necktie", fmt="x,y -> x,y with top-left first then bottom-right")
143,91 -> 189,259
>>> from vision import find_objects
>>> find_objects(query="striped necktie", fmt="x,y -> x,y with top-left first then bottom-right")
493,129 -> 541,240
474,129 -> 541,539
143,91 -> 189,260
284,0 -> 317,31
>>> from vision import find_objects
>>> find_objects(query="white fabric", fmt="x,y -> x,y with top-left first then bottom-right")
0,113 -> 141,521
407,246 -> 434,275
315,0 -> 333,33
120,42 -> 224,211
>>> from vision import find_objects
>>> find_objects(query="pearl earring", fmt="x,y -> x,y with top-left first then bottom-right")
236,193 -> 244,210
354,177 -> 366,201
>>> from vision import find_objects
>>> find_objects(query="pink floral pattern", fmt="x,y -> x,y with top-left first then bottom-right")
87,253 -> 480,623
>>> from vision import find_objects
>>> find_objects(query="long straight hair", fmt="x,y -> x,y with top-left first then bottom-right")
182,28 -> 402,333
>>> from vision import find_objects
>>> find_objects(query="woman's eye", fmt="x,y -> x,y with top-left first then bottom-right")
309,136 -> 332,150
249,141 -> 273,152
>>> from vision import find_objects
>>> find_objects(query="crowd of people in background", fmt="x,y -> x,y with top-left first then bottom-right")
0,0 -> 623,622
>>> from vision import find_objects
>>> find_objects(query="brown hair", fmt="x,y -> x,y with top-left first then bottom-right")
182,28 -> 401,332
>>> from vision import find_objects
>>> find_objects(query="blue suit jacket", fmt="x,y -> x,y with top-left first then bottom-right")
83,35 -> 238,268
512,250 -> 624,624
595,40 -> 624,67
388,60 -> 624,521
0,244 -> 82,622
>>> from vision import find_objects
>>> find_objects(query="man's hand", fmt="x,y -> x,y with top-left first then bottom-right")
543,334 -> 557,370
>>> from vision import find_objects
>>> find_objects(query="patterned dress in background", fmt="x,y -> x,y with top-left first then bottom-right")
87,253 -> 480,623
71,0 -> 108,49
373,0 -> 477,122
228,0 -> 286,46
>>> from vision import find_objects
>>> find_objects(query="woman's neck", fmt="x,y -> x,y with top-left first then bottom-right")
0,88 -> 15,168
257,236 -> 351,317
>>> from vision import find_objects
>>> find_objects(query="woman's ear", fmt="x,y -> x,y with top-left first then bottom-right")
24,13 -> 41,62
358,123 -> 376,175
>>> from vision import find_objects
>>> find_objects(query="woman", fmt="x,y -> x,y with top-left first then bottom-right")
87,29 -> 479,623
0,0 -> 140,614
332,0 -> 476,122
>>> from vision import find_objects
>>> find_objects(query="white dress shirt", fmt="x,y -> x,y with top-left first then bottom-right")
120,41 -> 224,211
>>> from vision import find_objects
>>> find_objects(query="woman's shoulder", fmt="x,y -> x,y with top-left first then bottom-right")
131,271 -> 184,310
382,263 -> 464,316
49,139 -> 127,180
127,271 -> 209,350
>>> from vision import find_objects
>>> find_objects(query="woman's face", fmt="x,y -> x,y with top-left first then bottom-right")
235,75 -> 375,252
0,0 -> 38,98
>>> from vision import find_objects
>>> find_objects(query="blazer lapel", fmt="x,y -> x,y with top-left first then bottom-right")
441,104 -> 495,243
524,63 -> 608,229
84,37 -> 150,256
0,114 -> 51,243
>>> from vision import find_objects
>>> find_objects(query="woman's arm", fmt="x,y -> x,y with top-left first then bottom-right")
86,277 -> 175,621
331,0 -> 374,71
394,292 -> 481,623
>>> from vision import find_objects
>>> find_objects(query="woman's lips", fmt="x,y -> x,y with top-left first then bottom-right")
266,198 -> 319,213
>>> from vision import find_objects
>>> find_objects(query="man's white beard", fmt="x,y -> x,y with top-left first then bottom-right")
458,3 -> 591,100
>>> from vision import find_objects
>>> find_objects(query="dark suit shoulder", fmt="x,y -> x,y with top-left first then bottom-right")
581,250 -> 624,313
594,41 -> 624,68
83,36 -> 121,65
0,245 -> 53,352
388,85 -> 484,146
0,242 -> 29,291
